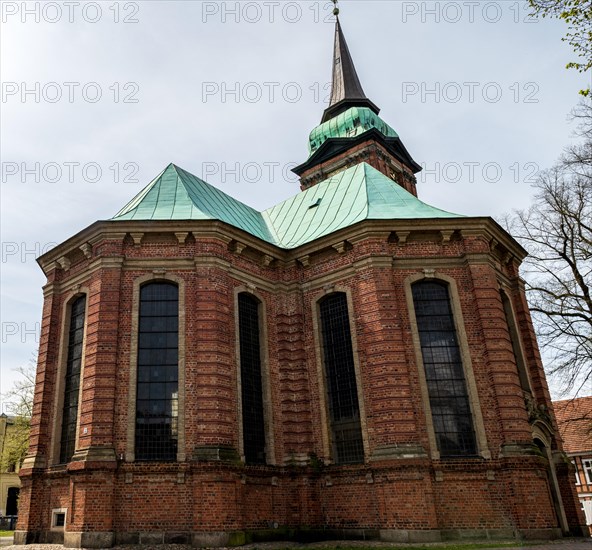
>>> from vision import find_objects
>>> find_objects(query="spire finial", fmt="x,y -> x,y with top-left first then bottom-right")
332,0 -> 339,16
320,9 -> 380,123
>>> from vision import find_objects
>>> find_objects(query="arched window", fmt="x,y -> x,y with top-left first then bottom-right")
136,282 -> 179,461
319,293 -> 364,464
412,281 -> 476,456
59,295 -> 86,463
500,290 -> 531,392
238,293 -> 266,464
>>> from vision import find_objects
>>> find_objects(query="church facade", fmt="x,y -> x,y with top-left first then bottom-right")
16,15 -> 585,548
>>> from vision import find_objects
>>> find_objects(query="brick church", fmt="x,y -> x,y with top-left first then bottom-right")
16,8 -> 586,548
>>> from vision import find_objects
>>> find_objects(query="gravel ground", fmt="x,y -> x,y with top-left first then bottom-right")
1,538 -> 591,550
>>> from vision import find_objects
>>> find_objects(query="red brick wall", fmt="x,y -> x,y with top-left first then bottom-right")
299,140 -> 418,196
17,223 -> 584,542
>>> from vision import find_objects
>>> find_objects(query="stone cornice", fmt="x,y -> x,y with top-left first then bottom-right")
36,216 -> 527,279
37,220 -> 289,275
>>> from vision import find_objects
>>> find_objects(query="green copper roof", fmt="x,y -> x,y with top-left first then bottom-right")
112,162 -> 463,249
112,164 -> 274,242
262,163 -> 462,247
308,107 -> 398,157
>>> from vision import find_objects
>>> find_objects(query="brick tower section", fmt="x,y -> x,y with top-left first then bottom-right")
297,140 -> 419,197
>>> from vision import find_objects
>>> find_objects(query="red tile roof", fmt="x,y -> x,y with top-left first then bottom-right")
554,396 -> 592,454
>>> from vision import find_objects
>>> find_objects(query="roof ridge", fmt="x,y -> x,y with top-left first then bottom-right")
173,163 -> 262,216
112,165 -> 170,219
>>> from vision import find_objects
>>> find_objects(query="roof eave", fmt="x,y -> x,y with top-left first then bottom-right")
36,219 -> 286,276
285,216 -> 527,259
37,213 -> 527,277
321,97 -> 380,123
293,129 -> 422,176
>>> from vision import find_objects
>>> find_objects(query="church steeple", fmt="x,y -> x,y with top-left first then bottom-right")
293,3 -> 422,194
322,15 -> 380,123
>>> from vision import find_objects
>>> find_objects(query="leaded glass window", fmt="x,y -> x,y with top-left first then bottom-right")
500,291 -> 530,392
135,282 -> 179,461
238,293 -> 266,464
412,281 -> 477,457
59,295 -> 86,463
319,293 -> 364,464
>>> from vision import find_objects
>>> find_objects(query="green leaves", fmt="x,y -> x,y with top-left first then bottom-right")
528,0 -> 592,96
1,362 -> 35,471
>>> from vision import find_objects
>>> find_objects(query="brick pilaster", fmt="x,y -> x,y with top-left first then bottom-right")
73,266 -> 122,463
21,274 -> 62,471
467,263 -> 532,448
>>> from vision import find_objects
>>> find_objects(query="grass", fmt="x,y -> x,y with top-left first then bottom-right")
265,544 -> 534,550
389,540 -> 534,550
0,530 -> 14,536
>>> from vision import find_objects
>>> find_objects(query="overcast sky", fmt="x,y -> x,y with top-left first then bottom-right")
1,0 -> 590,405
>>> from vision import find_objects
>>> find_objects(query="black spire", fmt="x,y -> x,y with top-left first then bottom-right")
321,15 -> 380,123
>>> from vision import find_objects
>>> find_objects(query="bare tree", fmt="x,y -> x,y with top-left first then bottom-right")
508,101 -> 592,395
1,360 -> 35,471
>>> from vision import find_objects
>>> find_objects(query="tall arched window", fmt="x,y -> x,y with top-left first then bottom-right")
500,290 -> 531,392
319,293 -> 364,464
238,293 -> 266,464
136,282 -> 179,461
412,281 -> 476,456
59,295 -> 86,463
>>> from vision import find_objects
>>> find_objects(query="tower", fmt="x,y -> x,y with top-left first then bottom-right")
294,16 -> 421,194
15,11 -> 585,548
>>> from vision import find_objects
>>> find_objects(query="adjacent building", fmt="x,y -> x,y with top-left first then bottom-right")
0,414 -> 22,520
554,396 -> 592,533
15,13 -> 586,548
